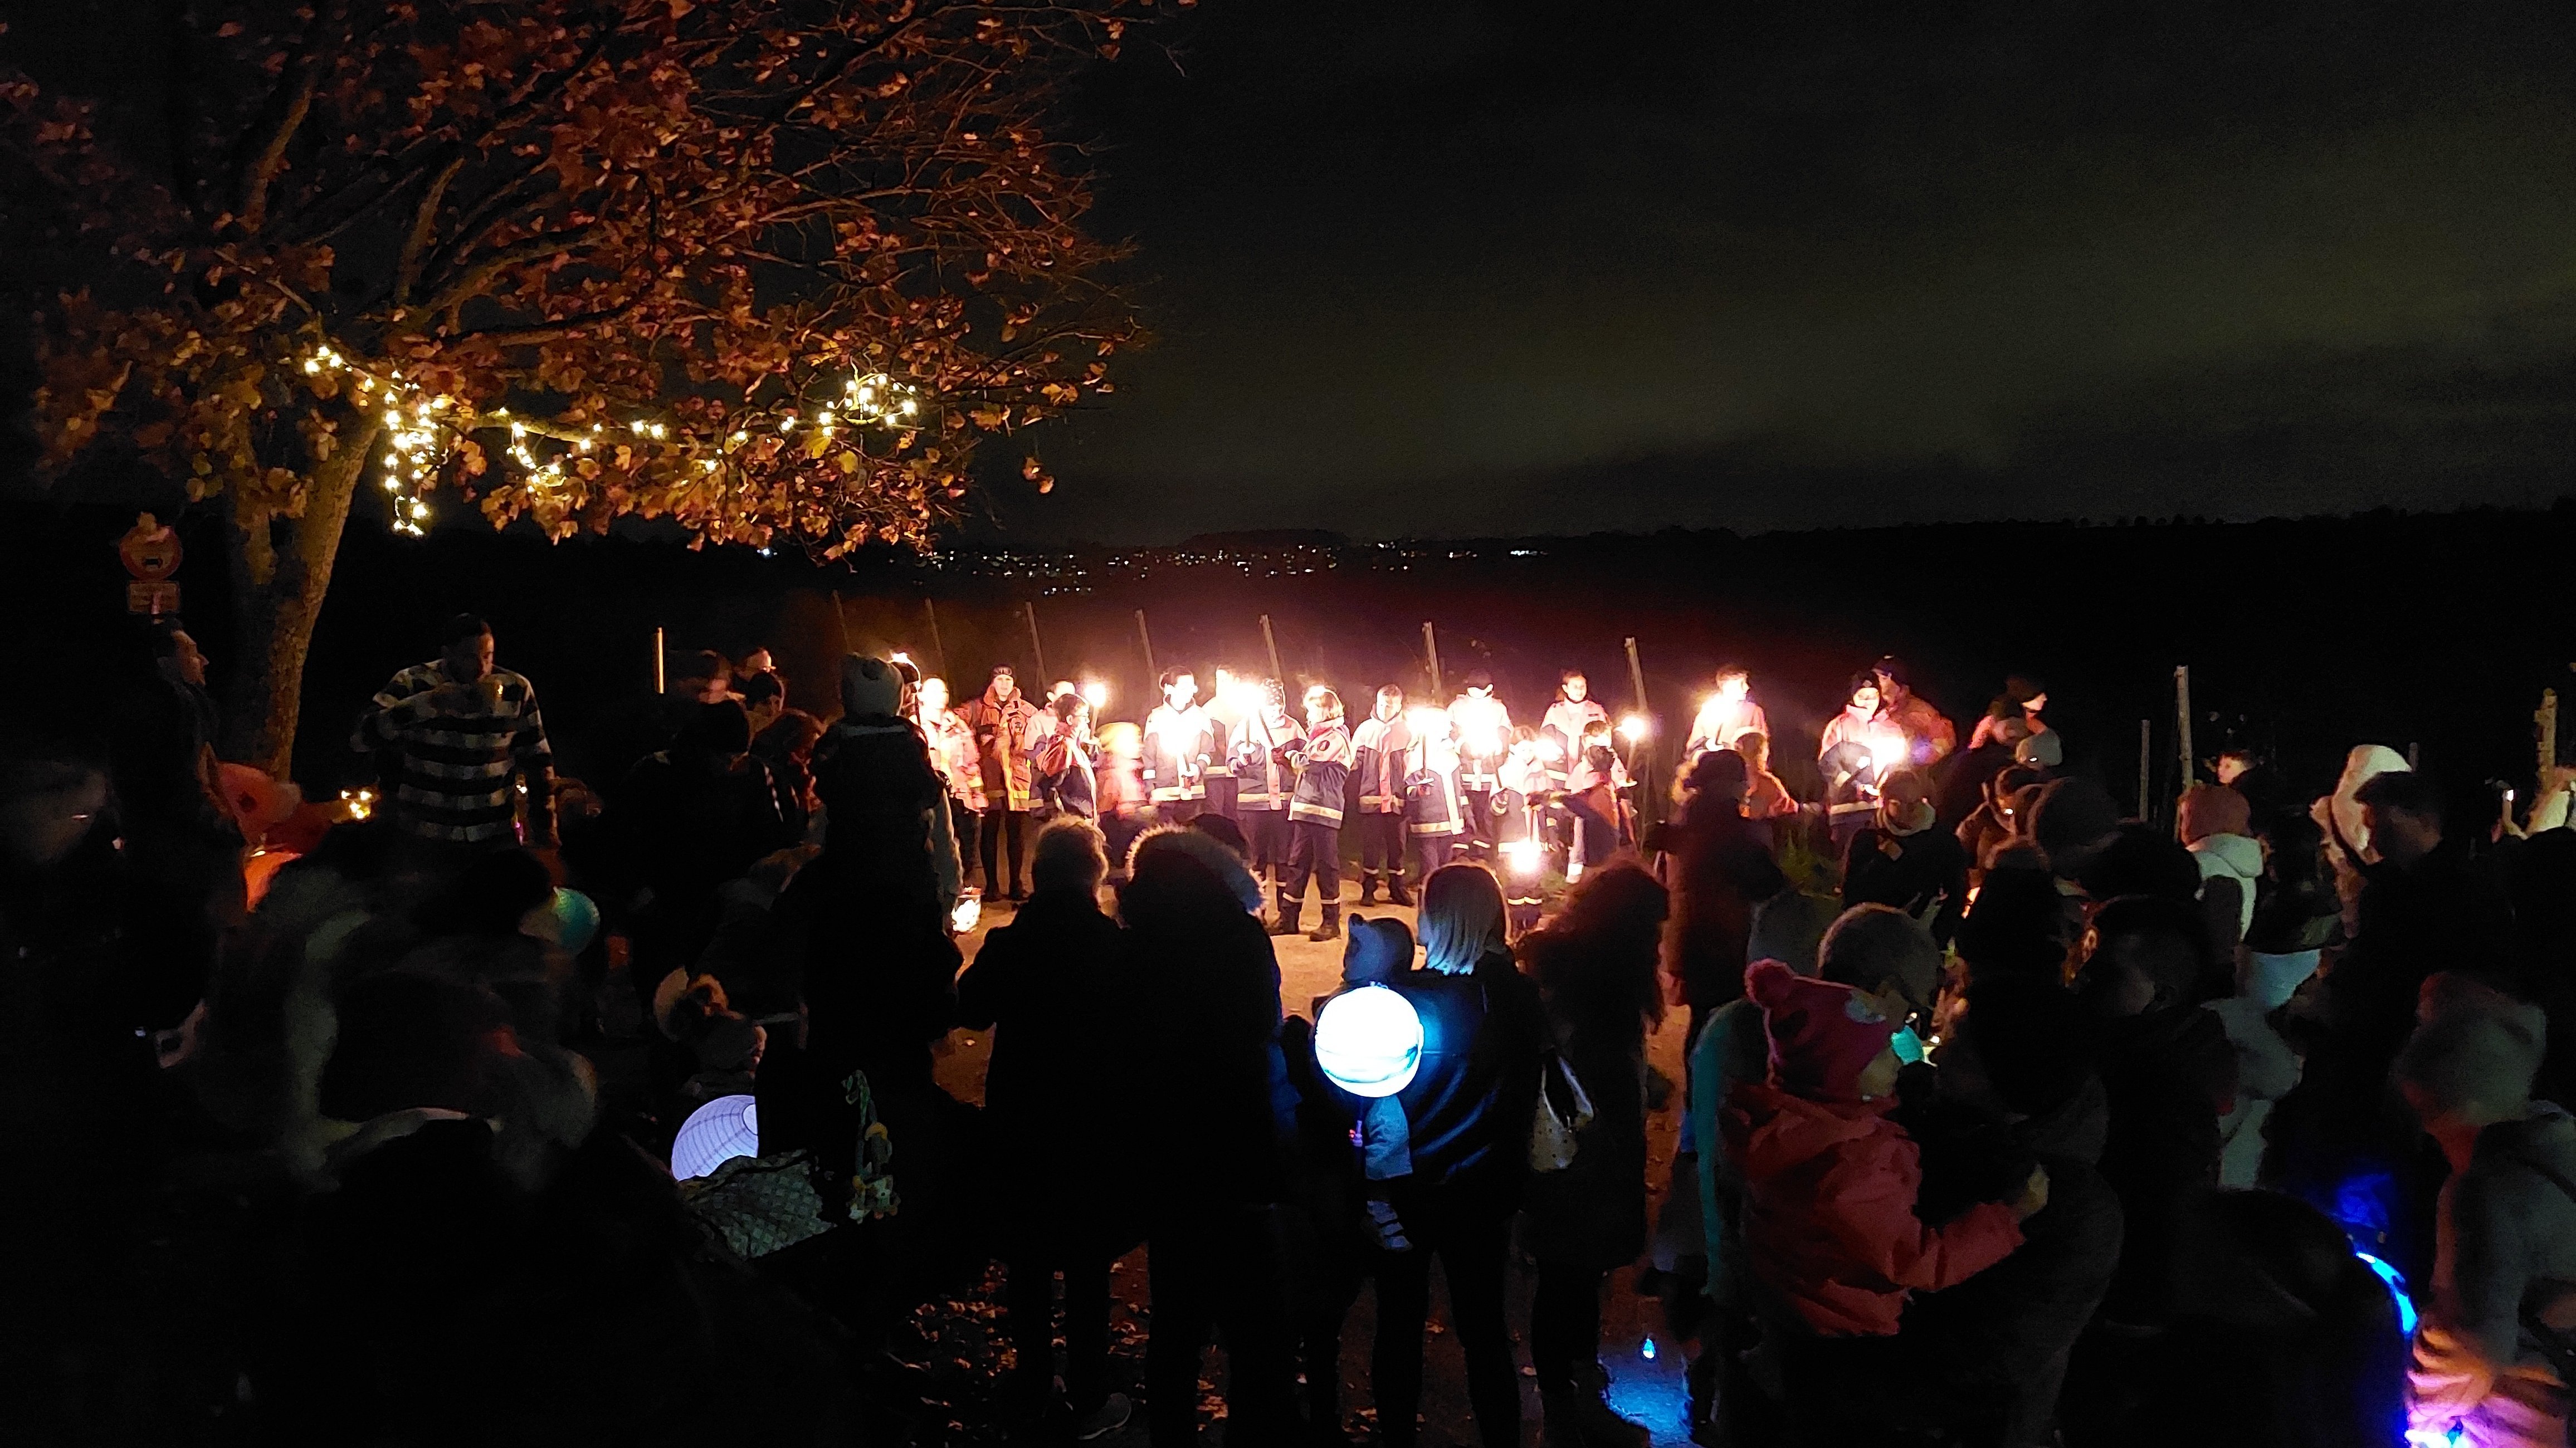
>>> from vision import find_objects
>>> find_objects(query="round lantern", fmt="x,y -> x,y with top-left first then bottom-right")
671,1093 -> 759,1180
1315,984 -> 1424,1099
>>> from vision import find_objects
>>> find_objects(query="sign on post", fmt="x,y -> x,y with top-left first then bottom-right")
119,513 -> 184,615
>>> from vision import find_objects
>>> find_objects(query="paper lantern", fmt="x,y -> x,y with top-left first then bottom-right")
1315,984 -> 1423,1099
552,888 -> 601,955
672,1093 -> 760,1180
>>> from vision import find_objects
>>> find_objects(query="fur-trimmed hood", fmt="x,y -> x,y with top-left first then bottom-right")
1125,824 -> 1264,914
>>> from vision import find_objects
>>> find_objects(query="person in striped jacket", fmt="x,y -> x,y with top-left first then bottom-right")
352,613 -> 553,854
1229,680 -> 1302,896
1349,685 -> 1415,906
1276,685 -> 1352,942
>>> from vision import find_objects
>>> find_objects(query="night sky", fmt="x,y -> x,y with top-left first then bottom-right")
989,0 -> 2576,544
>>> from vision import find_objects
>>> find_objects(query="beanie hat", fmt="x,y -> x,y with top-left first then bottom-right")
1746,958 -> 1899,1101
2178,784 -> 2252,845
1343,914 -> 1416,986
2030,777 -> 2122,877
839,653 -> 902,718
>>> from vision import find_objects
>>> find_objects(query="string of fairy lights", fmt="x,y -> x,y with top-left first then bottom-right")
297,343 -> 929,538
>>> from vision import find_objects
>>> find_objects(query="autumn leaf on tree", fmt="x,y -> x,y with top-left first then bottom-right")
1,0 -> 1169,769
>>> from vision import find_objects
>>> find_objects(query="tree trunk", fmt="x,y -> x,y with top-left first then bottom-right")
219,427 -> 379,775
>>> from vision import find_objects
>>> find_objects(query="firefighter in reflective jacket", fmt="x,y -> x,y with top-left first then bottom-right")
1404,712 -> 1466,884
1275,685 -> 1351,942
1540,671 -> 1608,791
1447,671 -> 1511,855
1348,685 -> 1414,906
1140,667 -> 1214,822
1228,680 -> 1301,891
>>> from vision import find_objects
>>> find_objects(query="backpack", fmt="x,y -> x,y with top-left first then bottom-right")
1529,1049 -> 1596,1172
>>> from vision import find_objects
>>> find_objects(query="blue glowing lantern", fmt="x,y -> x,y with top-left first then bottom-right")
1315,985 -> 1424,1098
552,887 -> 602,955
672,1093 -> 760,1180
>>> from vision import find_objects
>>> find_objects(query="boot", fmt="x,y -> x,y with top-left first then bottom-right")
1385,874 -> 1414,907
1307,903 -> 1341,943
1541,1367 -> 1650,1448
1269,899 -> 1302,936
1358,872 -> 1381,906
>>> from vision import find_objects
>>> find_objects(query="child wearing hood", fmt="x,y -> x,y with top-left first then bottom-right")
2180,783 -> 2263,957
1723,960 -> 2046,1347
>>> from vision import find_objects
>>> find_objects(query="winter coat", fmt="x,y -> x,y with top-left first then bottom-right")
918,707 -> 985,811
1406,755 -> 1466,840
1842,823 -> 1970,946
2094,1004 -> 2237,1322
1524,1023 -> 1650,1269
1690,997 -> 1767,1307
812,709 -> 957,913
1387,952 -> 1546,1210
1289,720 -> 1352,827
1349,714 -> 1413,814
1744,768 -> 1796,821
1956,800 -> 2018,879
1817,705 -> 1906,769
1028,717 -> 1099,819
1658,804 -> 1789,1011
1141,703 -> 1215,805
2192,832 -> 2265,951
2410,1104 -> 2576,1448
1230,714 -> 1303,812
1448,694 -> 1513,792
1883,691 -> 1958,766
2205,995 -> 2300,1189
1685,697 -> 1771,759
955,889 -> 1138,1251
616,749 -> 797,918
1541,697 -> 1608,786
1120,833 -> 1290,1209
1722,1081 -> 2025,1337
963,688 -> 1041,809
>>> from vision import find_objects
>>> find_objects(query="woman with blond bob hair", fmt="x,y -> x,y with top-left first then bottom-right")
1364,861 -> 1545,1448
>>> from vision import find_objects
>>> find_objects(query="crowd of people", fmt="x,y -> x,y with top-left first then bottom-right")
10,611 -> 2576,1448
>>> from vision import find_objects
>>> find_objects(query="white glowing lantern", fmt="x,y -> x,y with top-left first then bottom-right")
1081,679 -> 1109,711
672,1093 -> 759,1180
1618,714 -> 1648,743
1314,984 -> 1424,1098
1502,838 -> 1544,878
952,892 -> 983,933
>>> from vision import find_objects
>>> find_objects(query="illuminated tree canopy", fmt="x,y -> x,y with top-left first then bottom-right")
4,0 -> 1169,765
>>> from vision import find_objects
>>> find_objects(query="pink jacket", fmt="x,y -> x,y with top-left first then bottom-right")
1723,1081 -> 2023,1336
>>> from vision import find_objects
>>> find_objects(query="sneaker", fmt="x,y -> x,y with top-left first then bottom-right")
1072,1392 -> 1134,1441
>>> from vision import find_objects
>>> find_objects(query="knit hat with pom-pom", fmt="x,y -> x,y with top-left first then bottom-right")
1748,957 -> 1899,1102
